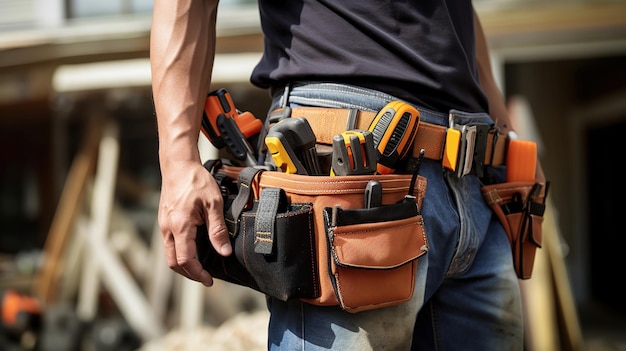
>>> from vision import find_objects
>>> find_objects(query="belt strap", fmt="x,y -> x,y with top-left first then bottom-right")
254,187 -> 286,255
277,106 -> 508,168
226,166 -> 261,236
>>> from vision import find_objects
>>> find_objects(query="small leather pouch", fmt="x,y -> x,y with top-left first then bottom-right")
481,181 -> 549,279
324,198 -> 428,313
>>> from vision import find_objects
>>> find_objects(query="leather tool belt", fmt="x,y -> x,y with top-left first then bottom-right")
271,106 -> 510,177
268,105 -> 550,280
196,101 -> 547,313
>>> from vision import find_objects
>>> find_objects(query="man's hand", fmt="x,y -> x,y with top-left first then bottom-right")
158,160 -> 231,287
151,0 -> 222,285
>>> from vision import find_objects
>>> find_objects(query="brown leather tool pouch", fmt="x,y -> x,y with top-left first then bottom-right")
324,199 -> 428,313
258,170 -> 428,312
481,181 -> 549,279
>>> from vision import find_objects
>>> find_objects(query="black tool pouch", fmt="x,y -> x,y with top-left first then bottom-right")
196,161 -> 319,301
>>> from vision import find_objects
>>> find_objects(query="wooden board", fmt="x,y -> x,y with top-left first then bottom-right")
35,117 -> 101,305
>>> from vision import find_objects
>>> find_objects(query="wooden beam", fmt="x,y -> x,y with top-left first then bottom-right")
479,3 -> 626,40
35,116 -> 101,305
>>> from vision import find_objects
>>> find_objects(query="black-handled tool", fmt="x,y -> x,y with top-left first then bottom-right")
216,114 -> 258,166
364,180 -> 383,208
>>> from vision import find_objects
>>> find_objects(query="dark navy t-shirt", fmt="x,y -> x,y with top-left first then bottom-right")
250,0 -> 489,114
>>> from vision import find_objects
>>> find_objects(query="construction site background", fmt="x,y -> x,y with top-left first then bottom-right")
1,0 -> 626,350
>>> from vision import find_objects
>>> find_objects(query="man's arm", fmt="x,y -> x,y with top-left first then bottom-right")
150,0 -> 231,287
473,9 -> 545,180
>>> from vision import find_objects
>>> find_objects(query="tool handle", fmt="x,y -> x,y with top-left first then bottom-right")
266,118 -> 319,175
236,111 -> 263,139
364,180 -> 382,208
265,133 -> 308,174
506,139 -> 537,182
331,130 -> 377,176
201,88 -> 263,155
368,101 -> 420,174
201,110 -> 225,149
217,114 -> 258,166
201,89 -> 234,148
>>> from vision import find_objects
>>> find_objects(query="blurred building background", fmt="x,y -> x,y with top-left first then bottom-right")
0,0 -> 625,350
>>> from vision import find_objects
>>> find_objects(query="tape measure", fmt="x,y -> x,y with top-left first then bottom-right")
368,101 -> 420,174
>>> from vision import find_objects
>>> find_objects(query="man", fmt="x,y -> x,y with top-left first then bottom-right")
150,1 -> 543,349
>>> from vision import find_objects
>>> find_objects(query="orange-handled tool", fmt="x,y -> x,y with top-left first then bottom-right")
201,88 -> 262,166
201,88 -> 263,150
506,139 -> 537,182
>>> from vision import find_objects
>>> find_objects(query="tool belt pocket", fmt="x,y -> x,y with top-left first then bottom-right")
481,181 -> 549,279
324,199 -> 428,313
196,162 -> 319,301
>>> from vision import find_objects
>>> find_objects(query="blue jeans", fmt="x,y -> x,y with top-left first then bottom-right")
266,82 -> 523,351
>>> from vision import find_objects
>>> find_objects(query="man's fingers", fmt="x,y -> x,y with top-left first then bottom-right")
207,208 -> 231,256
164,231 -> 214,287
178,256 -> 214,287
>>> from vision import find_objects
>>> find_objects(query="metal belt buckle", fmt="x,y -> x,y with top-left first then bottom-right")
446,122 -> 490,177
472,124 -> 490,177
455,124 -> 475,177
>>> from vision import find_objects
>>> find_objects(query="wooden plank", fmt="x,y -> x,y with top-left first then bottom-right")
81,221 -> 164,340
507,96 -> 582,350
479,3 -> 626,38
77,119 -> 119,321
519,226 -> 560,351
69,119 -> 164,340
81,223 -> 164,340
35,117 -> 101,305
545,200 -> 583,351
145,221 -> 174,323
